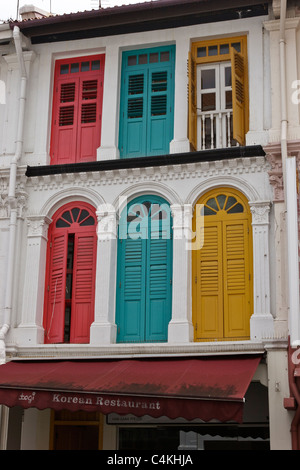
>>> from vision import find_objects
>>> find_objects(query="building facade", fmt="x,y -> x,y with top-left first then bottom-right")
0,0 -> 298,450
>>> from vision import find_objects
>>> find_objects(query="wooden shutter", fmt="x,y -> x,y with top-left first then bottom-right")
77,78 -> 102,163
146,207 -> 172,341
188,51 -> 197,151
70,232 -> 97,343
44,232 -> 68,343
117,236 -> 146,342
147,68 -> 173,156
223,220 -> 250,338
50,79 -> 79,164
120,72 -> 147,158
194,221 -> 223,340
231,48 -> 246,145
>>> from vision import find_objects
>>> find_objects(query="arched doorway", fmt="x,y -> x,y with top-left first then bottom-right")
116,195 -> 173,342
43,202 -> 97,344
192,188 -> 253,341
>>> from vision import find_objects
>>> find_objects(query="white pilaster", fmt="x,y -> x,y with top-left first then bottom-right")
249,201 -> 274,340
18,215 -> 51,344
90,207 -> 117,344
168,204 -> 193,342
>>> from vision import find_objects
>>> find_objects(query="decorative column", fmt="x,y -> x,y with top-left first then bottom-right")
90,206 -> 117,344
168,204 -> 194,342
18,215 -> 51,345
249,201 -> 274,340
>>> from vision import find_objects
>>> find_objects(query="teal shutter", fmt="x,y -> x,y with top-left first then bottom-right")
119,46 -> 175,158
116,197 -> 172,342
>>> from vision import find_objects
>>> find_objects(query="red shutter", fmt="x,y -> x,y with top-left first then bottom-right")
50,55 -> 104,165
50,77 -> 79,164
77,78 -> 103,162
70,232 -> 97,343
44,232 -> 68,343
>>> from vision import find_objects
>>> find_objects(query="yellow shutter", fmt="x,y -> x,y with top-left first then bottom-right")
193,221 -> 223,340
188,51 -> 197,151
223,220 -> 251,338
230,47 -> 247,146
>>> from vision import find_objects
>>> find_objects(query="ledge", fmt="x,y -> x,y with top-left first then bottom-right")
26,145 -> 265,178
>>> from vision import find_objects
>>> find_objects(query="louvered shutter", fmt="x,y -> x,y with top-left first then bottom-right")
120,72 -> 147,158
44,232 -> 68,343
223,220 -> 250,338
50,78 -> 79,164
146,208 -> 172,341
231,48 -> 246,145
71,232 -> 97,343
188,51 -> 197,151
77,78 -> 102,162
147,68 -> 173,156
195,221 -> 223,340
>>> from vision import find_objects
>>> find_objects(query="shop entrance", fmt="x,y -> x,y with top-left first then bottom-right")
50,410 -> 103,450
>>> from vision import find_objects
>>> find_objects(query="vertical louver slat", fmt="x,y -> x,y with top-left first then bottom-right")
71,233 -> 97,343
45,233 -> 68,344
127,74 -> 144,119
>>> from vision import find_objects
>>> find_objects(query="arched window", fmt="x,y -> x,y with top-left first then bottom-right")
44,202 -> 97,344
116,195 -> 173,342
192,188 -> 253,341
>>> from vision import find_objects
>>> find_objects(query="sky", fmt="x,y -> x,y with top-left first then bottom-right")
0,0 -> 148,22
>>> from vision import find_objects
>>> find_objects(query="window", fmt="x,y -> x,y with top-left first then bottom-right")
50,55 -> 105,165
192,189 -> 253,341
188,37 -> 249,150
119,46 -> 175,158
116,196 -> 173,342
44,203 -> 97,344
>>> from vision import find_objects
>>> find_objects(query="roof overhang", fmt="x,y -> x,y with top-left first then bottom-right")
9,1 -> 269,44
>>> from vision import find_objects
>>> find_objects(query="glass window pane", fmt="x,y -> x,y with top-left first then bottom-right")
91,60 -> 100,70
160,51 -> 170,62
204,206 -> 217,215
226,90 -> 232,109
138,54 -> 147,65
225,67 -> 232,87
206,197 -> 218,211
56,219 -> 70,228
201,69 -> 215,89
80,216 -> 95,226
128,55 -> 137,66
220,43 -> 229,55
71,207 -> 80,221
201,93 -> 216,111
61,211 -> 72,223
150,53 -> 159,63
81,61 -> 90,72
225,196 -> 238,210
60,64 -> 69,75
217,194 -> 227,209
227,203 -> 244,214
78,209 -> 90,223
71,63 -> 79,73
208,45 -> 218,56
232,42 -> 241,52
197,47 -> 206,58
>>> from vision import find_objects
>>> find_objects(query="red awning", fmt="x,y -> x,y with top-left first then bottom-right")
0,356 -> 261,423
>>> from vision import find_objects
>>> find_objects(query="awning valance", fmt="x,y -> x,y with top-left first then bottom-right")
0,355 -> 261,423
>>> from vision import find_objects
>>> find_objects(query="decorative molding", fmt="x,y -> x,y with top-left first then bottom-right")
249,201 -> 271,225
26,215 -> 52,239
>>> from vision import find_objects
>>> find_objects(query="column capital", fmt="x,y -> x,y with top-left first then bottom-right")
26,215 -> 52,239
249,201 -> 271,225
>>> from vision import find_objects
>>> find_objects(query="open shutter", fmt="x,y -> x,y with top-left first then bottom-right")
147,68 -> 172,156
188,51 -> 197,151
77,78 -> 102,162
120,72 -> 147,158
146,208 -> 172,341
45,232 -> 68,343
50,78 -> 79,164
223,220 -> 251,338
231,48 -> 246,145
195,221 -> 223,340
71,232 -> 97,343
